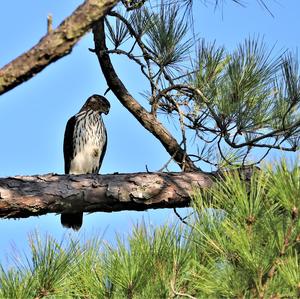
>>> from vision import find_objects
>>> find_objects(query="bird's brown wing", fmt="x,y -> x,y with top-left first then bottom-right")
63,115 -> 76,174
97,127 -> 107,173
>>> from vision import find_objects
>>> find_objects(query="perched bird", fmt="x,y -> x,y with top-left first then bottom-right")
61,94 -> 110,230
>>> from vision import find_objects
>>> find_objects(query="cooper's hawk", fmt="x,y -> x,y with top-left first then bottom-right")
61,94 -> 110,230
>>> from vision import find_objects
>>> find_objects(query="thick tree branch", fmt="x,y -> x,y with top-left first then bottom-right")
92,19 -> 198,171
0,172 -> 215,218
0,0 -> 119,95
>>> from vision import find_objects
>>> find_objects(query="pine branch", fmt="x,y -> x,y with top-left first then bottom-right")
0,167 -> 259,219
0,0 -> 119,96
92,19 -> 198,171
0,172 -> 216,218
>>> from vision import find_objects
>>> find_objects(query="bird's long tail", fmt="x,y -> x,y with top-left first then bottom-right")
61,213 -> 83,231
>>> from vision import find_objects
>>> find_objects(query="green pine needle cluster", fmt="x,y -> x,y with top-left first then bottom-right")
146,4 -> 192,70
1,161 -> 300,298
190,38 -> 297,132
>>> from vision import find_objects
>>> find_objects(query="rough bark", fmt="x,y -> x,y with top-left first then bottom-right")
92,19 -> 198,172
0,0 -> 119,95
0,172 -> 215,218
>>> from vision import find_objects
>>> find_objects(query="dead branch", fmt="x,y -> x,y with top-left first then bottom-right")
0,0 -> 119,95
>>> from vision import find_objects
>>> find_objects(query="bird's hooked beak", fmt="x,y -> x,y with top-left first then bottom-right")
104,109 -> 109,115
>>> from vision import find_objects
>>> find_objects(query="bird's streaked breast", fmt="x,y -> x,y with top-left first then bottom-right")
69,111 -> 106,174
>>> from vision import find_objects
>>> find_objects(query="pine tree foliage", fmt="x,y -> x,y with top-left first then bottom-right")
1,161 -> 299,298
191,161 -> 300,297
103,0 -> 300,170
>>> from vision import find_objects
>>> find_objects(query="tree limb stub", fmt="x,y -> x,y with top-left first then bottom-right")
92,19 -> 198,172
0,172 -> 215,219
0,0 -> 119,95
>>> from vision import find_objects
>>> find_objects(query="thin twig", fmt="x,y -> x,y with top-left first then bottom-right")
108,10 -> 158,108
157,141 -> 184,172
47,14 -> 53,33
105,49 -> 150,79
170,276 -> 197,299
173,208 -> 189,225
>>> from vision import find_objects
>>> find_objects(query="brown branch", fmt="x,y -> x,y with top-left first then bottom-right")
0,172 -> 215,219
92,19 -> 198,172
0,0 -> 119,96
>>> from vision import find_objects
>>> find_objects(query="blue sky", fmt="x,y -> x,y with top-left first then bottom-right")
0,0 -> 300,265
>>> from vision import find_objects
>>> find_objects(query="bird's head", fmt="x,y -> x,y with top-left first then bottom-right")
81,94 -> 110,115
